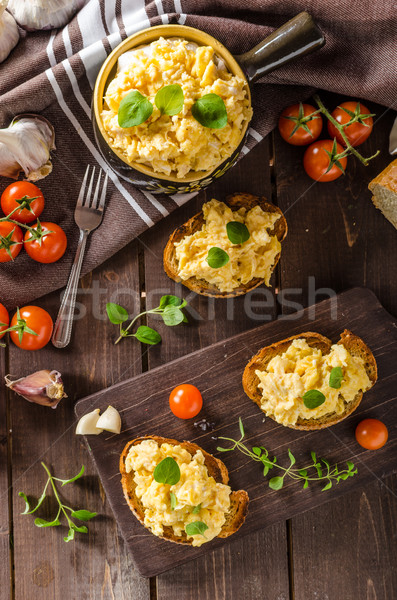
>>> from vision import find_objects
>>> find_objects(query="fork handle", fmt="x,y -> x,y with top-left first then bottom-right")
52,229 -> 88,348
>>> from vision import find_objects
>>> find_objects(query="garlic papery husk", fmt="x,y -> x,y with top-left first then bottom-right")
96,405 -> 122,434
7,0 -> 87,31
5,370 -> 67,408
0,0 -> 19,63
76,409 -> 103,435
0,113 -> 55,180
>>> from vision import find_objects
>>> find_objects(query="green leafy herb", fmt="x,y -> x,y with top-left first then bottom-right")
226,221 -> 250,245
192,503 -> 201,515
170,492 -> 177,510
329,366 -> 343,389
185,521 -> 209,536
155,84 -> 184,116
153,457 -> 181,486
18,462 -> 96,542
191,93 -> 227,129
217,418 -> 357,492
206,247 -> 229,269
106,303 -> 129,325
303,389 -> 326,409
118,90 -> 153,128
134,325 -> 162,345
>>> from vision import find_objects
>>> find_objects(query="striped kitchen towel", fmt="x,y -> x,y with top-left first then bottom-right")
0,0 -> 396,308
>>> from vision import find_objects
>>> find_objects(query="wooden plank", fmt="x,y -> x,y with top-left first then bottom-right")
0,343 -> 11,598
274,93 -> 397,600
9,242 -> 149,600
74,288 -> 397,578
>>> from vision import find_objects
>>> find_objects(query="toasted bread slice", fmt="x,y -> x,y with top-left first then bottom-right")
368,159 -> 397,229
120,435 -> 249,545
163,193 -> 288,297
242,329 -> 377,430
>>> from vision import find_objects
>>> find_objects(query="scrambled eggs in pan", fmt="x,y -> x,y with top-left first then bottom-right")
125,439 -> 231,546
255,339 -> 372,426
101,38 -> 252,178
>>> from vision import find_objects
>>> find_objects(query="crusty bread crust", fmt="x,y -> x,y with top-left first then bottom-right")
163,193 -> 288,297
120,435 -> 249,545
368,159 -> 397,229
242,329 -> 377,431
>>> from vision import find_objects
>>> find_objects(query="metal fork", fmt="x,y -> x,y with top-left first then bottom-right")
52,165 -> 109,348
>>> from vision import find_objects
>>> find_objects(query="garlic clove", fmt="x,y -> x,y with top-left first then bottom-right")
96,405 -> 122,434
76,409 -> 103,435
5,369 -> 67,408
0,0 -> 19,63
7,0 -> 88,31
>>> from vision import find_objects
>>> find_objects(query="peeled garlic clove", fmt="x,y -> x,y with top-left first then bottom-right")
7,0 -> 87,31
76,409 -> 103,435
5,370 -> 67,408
96,405 -> 122,434
0,0 -> 19,63
0,114 -> 55,181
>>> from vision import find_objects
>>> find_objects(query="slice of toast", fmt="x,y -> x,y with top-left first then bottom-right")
120,435 -> 249,545
242,330 -> 377,430
368,159 -> 397,229
163,193 -> 288,298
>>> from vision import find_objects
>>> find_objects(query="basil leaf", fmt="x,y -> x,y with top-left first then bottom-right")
206,247 -> 229,269
303,390 -> 326,409
269,476 -> 284,491
192,503 -> 201,515
34,517 -> 61,528
161,306 -> 185,327
106,303 -> 128,325
185,521 -> 209,536
70,509 -> 97,521
153,457 -> 181,485
170,492 -> 177,510
329,366 -> 343,389
18,492 -> 31,515
226,221 -> 250,245
118,91 -> 153,128
134,325 -> 161,345
191,93 -> 227,129
155,84 -> 184,116
59,465 -> 85,487
70,523 -> 88,533
64,528 -> 75,542
159,295 -> 185,309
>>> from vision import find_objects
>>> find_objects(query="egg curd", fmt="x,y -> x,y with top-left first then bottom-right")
125,439 -> 231,547
101,37 -> 252,178
174,199 -> 281,292
255,339 -> 371,426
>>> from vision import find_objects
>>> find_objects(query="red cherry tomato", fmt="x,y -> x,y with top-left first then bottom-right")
24,222 -> 67,264
0,303 -> 9,339
0,221 -> 23,262
169,384 -> 203,419
1,181 -> 45,224
10,306 -> 53,350
355,419 -> 388,450
278,103 -> 322,146
303,139 -> 347,182
327,101 -> 373,147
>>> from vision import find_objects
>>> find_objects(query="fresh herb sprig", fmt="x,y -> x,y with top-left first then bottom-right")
217,418 -> 357,491
107,295 -> 188,346
19,463 -> 96,542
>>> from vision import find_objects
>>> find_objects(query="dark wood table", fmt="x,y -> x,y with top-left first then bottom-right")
2,93 -> 396,599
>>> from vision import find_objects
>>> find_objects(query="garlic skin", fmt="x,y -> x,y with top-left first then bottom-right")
0,114 -> 55,180
5,370 -> 67,408
76,409 -> 103,435
7,0 -> 87,31
96,405 -> 122,434
0,0 -> 19,63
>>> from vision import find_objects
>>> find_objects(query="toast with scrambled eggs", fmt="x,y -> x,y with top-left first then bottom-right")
243,330 -> 377,430
120,436 -> 249,546
163,193 -> 287,297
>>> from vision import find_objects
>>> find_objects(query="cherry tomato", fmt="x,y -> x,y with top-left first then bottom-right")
355,418 -> 388,450
0,303 -> 9,339
169,384 -> 203,419
0,221 -> 23,262
303,139 -> 347,182
327,101 -> 373,147
1,181 -> 45,224
278,103 -> 322,146
10,306 -> 53,350
24,222 -> 67,264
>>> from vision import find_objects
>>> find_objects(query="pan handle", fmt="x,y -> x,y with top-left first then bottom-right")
235,12 -> 325,83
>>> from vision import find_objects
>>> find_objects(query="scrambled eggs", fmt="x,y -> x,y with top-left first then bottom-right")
125,439 -> 231,546
101,38 -> 252,178
174,199 -> 281,292
255,339 -> 371,426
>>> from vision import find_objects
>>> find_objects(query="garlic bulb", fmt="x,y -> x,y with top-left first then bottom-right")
96,405 -> 122,434
0,0 -> 19,63
76,409 -> 103,435
5,370 -> 67,408
7,0 -> 87,31
0,114 -> 55,181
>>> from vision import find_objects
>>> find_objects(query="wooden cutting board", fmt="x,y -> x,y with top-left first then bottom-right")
75,287 -> 397,577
